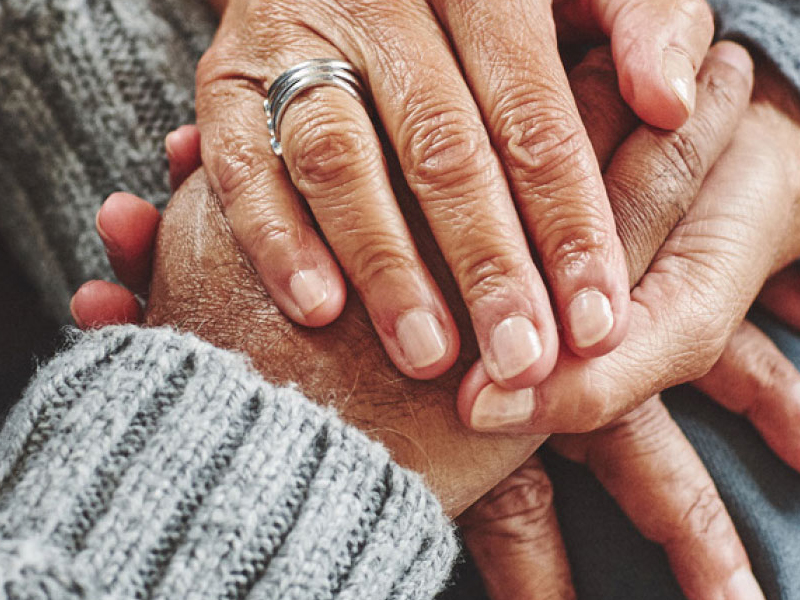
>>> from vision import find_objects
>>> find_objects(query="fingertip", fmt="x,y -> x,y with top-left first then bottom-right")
707,41 -> 754,82
166,125 -> 202,190
97,192 -> 161,257
618,49 -> 694,131
391,308 -> 460,380
608,0 -> 714,129
482,312 -> 560,390
565,285 -> 630,358
71,281 -> 141,329
165,125 -> 201,161
69,288 -> 88,329
288,266 -> 348,327
458,361 -> 536,432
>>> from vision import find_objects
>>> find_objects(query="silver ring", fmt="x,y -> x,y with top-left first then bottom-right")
264,58 -> 366,156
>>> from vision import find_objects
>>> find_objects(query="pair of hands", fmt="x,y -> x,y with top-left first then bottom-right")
193,0 -> 716,399
72,42 -> 800,600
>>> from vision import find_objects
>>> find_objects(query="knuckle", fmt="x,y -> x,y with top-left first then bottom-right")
456,247 -> 528,305
196,47 -> 221,87
543,224 -> 611,275
659,129 -> 706,184
401,101 -> 491,194
289,107 -> 378,191
738,341 -> 795,410
350,242 -> 416,289
208,142 -> 272,208
700,67 -> 747,112
606,169 -> 691,256
246,216 -> 297,262
467,461 -> 556,533
495,96 -> 586,184
672,483 -> 729,544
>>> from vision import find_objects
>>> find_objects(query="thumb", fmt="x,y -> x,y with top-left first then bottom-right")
557,0 -> 715,129
606,0 -> 715,128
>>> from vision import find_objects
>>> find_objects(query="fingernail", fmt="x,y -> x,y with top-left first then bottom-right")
395,309 -> 447,370
568,289 -> 614,349
489,316 -> 543,381
290,269 -> 328,316
95,211 -> 122,257
710,42 -> 754,78
725,569 -> 766,600
663,48 -> 696,115
471,385 -> 535,431
69,293 -> 86,329
165,130 -> 178,159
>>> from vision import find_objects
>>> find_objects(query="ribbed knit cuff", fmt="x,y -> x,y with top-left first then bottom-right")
0,326 -> 456,599
710,0 -> 800,93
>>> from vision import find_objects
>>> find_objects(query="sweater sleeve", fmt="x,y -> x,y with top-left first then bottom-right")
0,326 -> 457,600
709,0 -> 800,93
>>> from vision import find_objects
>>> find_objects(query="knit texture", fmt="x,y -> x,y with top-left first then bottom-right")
710,0 -> 800,92
0,0 -> 217,321
0,326 -> 457,599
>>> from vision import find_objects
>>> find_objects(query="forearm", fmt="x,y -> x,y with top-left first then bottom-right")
0,326 -> 456,599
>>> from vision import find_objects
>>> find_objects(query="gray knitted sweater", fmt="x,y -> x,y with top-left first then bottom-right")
0,326 -> 456,598
0,0 -> 799,598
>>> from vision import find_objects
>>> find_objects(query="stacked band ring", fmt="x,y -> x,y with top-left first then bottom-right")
264,58 -> 366,156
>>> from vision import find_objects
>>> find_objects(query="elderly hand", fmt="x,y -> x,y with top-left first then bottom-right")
191,0 -> 717,391
459,50 -> 800,436
71,40 -> 792,599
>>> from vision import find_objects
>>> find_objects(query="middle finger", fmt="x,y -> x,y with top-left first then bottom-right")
431,0 -> 631,357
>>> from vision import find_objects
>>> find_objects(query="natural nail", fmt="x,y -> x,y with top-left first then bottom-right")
471,385 -> 535,431
165,130 -> 178,159
725,569 -> 765,600
568,289 -> 614,349
95,211 -> 122,257
395,309 -> 447,370
69,293 -> 86,329
663,48 -> 696,115
710,42 -> 754,78
290,269 -> 328,316
489,316 -> 543,381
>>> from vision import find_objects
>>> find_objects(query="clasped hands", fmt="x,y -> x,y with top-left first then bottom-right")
72,7 -> 800,600
72,40 -> 800,599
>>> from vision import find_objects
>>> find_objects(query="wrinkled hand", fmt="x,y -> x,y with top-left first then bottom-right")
71,42 -> 794,599
193,0 -> 716,391
458,51 -> 800,437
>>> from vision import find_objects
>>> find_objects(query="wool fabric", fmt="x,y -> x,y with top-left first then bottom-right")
0,326 -> 457,599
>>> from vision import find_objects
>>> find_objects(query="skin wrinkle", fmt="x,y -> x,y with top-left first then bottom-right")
144,49 -> 800,532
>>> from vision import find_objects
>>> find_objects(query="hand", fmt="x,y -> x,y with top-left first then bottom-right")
73,180 -> 768,600
71,42 -> 779,599
458,51 -> 800,436
193,0 -> 716,390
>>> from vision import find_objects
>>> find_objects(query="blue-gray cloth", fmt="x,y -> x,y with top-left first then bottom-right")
542,309 -> 800,600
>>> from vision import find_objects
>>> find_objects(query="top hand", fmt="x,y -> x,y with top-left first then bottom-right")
458,50 -> 800,435
194,0 -> 714,389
